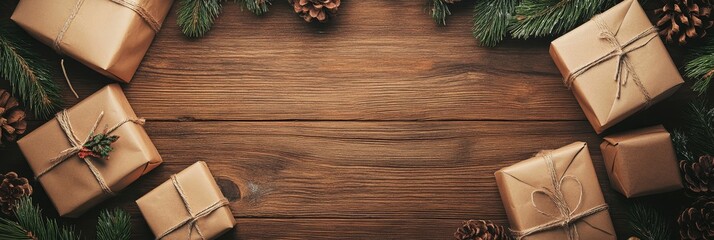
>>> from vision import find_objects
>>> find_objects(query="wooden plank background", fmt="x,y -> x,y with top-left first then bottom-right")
0,0 -> 694,239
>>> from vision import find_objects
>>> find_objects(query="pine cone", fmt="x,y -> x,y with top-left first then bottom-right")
289,0 -> 340,23
678,197 -> 714,239
454,220 -> 513,240
0,172 -> 33,215
680,155 -> 714,194
0,89 -> 27,146
656,0 -> 714,46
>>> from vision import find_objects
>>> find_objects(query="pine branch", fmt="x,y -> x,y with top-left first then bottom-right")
240,0 -> 270,16
472,0 -> 518,47
508,0 -> 616,39
627,202 -> 673,240
0,218 -> 32,240
177,0 -> 222,38
685,37 -> 714,94
428,0 -> 452,26
96,209 -> 131,240
679,100 -> 714,159
13,197 -> 79,240
672,130 -> 696,162
0,21 -> 62,119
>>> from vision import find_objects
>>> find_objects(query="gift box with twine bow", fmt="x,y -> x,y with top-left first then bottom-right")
11,0 -> 173,83
137,161 -> 236,240
17,84 -> 162,217
495,142 -> 616,240
550,0 -> 683,134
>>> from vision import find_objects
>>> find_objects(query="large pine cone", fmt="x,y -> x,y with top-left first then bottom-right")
289,0 -> 340,23
0,172 -> 33,214
454,220 -> 513,240
0,89 -> 27,145
656,0 -> 714,46
678,197 -> 714,239
681,155 -> 714,194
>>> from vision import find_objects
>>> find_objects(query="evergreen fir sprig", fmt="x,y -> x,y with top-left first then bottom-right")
509,0 -> 616,39
0,21 -> 62,119
672,100 -> 714,163
473,0 -> 620,46
428,0 -> 452,26
13,197 -> 79,240
627,202 -> 673,240
96,209 -> 131,240
472,0 -> 518,47
0,197 -> 133,239
177,0 -> 223,38
685,37 -> 714,94
241,0 -> 271,16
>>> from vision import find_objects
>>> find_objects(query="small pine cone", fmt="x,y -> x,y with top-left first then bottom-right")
454,220 -> 513,240
655,0 -> 714,46
678,197 -> 714,239
0,89 -> 27,146
680,155 -> 714,194
289,0 -> 340,23
0,172 -> 33,214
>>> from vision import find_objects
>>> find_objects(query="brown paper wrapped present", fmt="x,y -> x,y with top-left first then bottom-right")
17,84 -> 162,217
600,125 -> 682,198
137,161 -> 236,240
495,142 -> 616,240
11,0 -> 173,82
550,0 -> 683,134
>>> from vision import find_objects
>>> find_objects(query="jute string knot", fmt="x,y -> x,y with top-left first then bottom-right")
511,154 -> 609,240
35,109 -> 145,196
155,175 -> 230,240
564,15 -> 658,106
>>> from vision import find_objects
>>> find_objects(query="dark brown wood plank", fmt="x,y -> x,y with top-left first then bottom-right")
49,0 -> 589,121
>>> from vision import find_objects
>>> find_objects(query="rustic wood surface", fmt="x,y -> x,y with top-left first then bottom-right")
0,0 -> 695,239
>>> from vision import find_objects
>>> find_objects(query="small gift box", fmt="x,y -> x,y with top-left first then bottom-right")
11,0 -> 173,82
17,84 -> 162,217
600,125 -> 683,198
550,0 -> 683,134
137,161 -> 236,240
495,142 -> 616,240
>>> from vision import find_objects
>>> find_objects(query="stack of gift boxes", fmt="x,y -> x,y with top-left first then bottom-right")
494,0 -> 686,239
11,0 -> 237,239
8,0 -> 691,239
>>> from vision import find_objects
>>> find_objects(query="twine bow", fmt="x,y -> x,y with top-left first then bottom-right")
155,175 -> 230,240
35,109 -> 145,196
564,15 -> 658,104
510,154 -> 609,240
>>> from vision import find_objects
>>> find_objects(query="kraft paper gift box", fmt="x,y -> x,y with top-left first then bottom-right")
11,0 -> 173,82
137,161 -> 235,240
550,0 -> 683,134
600,125 -> 683,198
495,142 -> 616,240
17,84 -> 162,217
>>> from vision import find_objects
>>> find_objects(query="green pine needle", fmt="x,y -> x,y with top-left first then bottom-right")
677,100 -> 714,159
472,0 -> 518,47
429,0 -> 452,26
685,38 -> 714,94
0,21 -> 62,119
627,202 -> 673,240
13,197 -> 79,240
177,0 -> 222,38
0,218 -> 32,240
240,0 -> 270,16
509,0 -> 616,39
96,209 -> 131,240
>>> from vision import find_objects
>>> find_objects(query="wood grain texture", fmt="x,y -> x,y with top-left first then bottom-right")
0,0 -> 694,239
